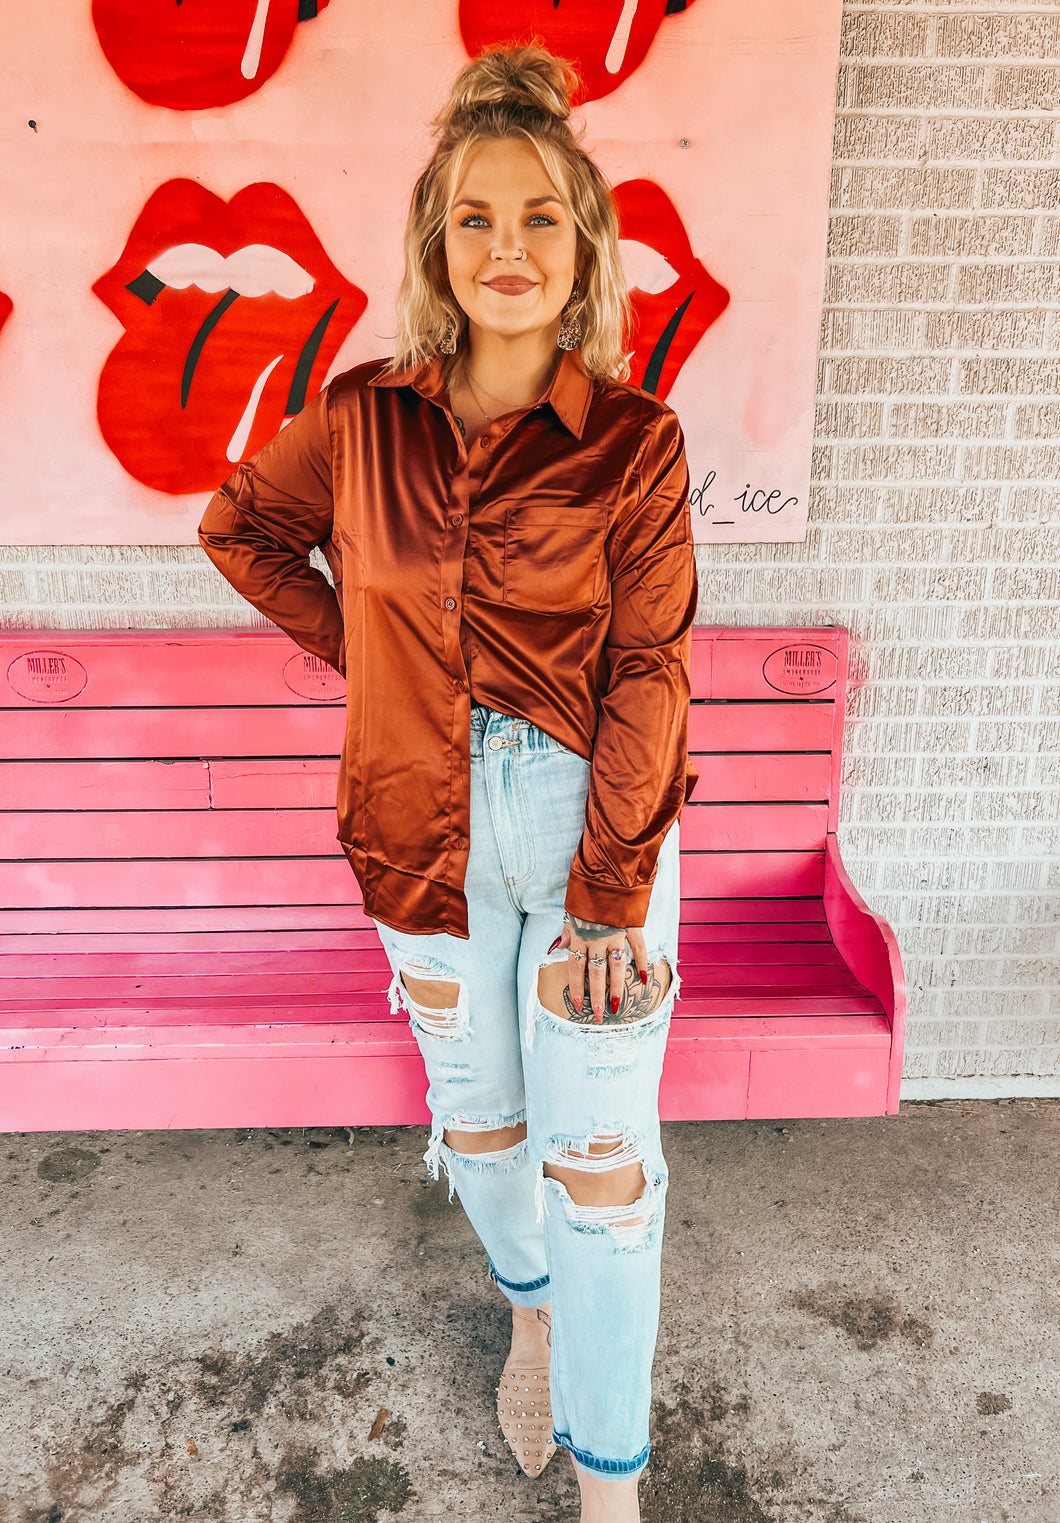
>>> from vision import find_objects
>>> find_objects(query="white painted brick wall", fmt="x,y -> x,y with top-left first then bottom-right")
2,2 -> 1059,1098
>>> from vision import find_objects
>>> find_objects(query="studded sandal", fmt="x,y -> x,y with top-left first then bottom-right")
497,1362 -> 557,1477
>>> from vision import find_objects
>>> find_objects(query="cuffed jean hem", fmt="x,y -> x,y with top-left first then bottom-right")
488,1258 -> 552,1308
554,1432 -> 651,1477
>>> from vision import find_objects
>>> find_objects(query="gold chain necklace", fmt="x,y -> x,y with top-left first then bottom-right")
464,364 -> 545,419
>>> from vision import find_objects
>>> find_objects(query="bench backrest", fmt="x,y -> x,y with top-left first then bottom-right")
1,627 -> 847,934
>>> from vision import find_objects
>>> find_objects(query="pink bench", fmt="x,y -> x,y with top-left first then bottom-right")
0,627 -> 905,1132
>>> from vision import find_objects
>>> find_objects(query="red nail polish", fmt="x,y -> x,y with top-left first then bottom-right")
547,936 -> 562,954
610,996 -> 620,1015
640,969 -> 648,986
572,994 -> 583,1012
593,1004 -> 604,1024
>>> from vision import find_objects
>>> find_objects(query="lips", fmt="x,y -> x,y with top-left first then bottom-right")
92,0 -> 332,111
615,179 -> 729,401
459,0 -> 702,104
93,178 -> 365,495
484,278 -> 536,294
0,291 -> 11,338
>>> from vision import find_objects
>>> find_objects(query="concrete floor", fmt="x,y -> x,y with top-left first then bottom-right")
1,1099 -> 1058,1523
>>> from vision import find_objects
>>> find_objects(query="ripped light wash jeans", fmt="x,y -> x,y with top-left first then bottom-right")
372,702 -> 681,1477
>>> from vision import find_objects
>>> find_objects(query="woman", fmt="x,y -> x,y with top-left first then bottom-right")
199,44 -> 697,1523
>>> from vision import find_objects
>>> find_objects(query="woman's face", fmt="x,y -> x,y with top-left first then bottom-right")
444,137 -> 582,345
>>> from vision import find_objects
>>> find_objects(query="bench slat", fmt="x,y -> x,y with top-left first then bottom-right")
0,761 -> 212,810
0,750 -> 833,815
708,633 -> 842,701
0,851 -> 825,908
1,707 -> 345,761
0,899 -> 831,935
0,632 -> 344,711
1,990 -> 884,1029
688,703 -> 833,752
3,801 -> 829,860
681,851 -> 824,898
689,752 -> 830,801
0,939 -> 846,980
2,1013 -> 889,1058
680,803 -> 827,852
0,918 -> 833,954
0,904 -> 374,934
0,857 -> 356,909
5,702 -> 834,763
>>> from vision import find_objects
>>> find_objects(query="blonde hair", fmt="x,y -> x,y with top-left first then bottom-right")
386,44 -> 631,382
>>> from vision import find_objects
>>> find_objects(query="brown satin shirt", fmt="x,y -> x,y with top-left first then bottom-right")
198,345 -> 698,938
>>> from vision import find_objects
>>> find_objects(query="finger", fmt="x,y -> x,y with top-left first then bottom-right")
608,941 -> 627,1017
547,922 -> 571,956
587,948 -> 608,1023
626,928 -> 649,988
566,942 -> 585,1013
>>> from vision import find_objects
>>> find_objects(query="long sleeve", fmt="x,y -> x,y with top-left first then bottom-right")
197,387 -> 345,675
564,406 -> 698,927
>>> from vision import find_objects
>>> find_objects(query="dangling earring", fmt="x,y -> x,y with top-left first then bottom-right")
557,280 -> 582,351
439,312 -> 458,355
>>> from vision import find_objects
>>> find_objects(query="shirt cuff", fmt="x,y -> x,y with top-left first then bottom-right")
563,872 -> 654,931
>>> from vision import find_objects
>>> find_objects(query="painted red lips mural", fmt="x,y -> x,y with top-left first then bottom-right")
616,180 -> 729,399
92,179 -> 365,495
460,0 -> 701,103
92,0 -> 332,110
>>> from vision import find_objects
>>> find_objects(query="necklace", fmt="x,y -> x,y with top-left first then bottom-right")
462,361 -> 546,419
463,369 -> 495,422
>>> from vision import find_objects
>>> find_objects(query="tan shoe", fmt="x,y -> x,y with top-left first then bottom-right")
496,1364 -> 557,1477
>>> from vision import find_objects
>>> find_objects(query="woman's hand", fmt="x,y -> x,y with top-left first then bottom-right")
548,915 -> 650,1024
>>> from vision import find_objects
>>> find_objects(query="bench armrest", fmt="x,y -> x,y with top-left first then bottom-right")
823,835 -> 906,1113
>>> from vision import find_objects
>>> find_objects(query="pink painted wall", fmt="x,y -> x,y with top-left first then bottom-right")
0,0 -> 841,546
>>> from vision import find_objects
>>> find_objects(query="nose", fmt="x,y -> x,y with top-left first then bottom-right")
489,217 -> 524,262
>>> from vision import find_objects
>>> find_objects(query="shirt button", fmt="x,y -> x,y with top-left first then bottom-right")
450,514 -> 463,527
454,679 -> 466,692
479,437 -> 491,450
443,597 -> 457,611
454,836 -> 467,850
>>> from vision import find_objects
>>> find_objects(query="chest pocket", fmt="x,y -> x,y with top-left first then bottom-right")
503,503 -> 607,614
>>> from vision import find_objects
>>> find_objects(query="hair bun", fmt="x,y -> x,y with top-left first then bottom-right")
434,44 -> 580,139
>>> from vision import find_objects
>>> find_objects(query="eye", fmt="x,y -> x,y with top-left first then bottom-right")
459,214 -> 489,229
528,214 -> 557,227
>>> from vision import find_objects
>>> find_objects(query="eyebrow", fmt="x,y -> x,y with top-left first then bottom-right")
452,195 -> 563,210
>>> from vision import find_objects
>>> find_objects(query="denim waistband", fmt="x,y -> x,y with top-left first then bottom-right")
469,701 -> 580,759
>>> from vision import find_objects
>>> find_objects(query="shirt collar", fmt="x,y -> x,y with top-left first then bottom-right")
367,344 -> 593,440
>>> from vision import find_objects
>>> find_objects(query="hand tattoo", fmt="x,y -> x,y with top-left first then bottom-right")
568,915 -> 624,942
561,963 -> 665,1026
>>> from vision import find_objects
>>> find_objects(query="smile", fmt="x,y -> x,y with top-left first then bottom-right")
482,278 -> 536,295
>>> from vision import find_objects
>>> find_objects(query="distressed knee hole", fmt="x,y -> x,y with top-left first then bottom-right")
536,957 -> 673,1025
445,1120 -> 527,1157
542,1131 -> 646,1211
388,961 -> 469,1038
538,1137 -> 664,1248
425,1112 -> 527,1192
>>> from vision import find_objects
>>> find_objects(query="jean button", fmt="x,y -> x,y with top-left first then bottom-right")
487,736 -> 503,750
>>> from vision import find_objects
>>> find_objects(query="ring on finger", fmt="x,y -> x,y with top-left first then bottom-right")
569,948 -> 586,961
608,947 -> 627,964
588,954 -> 607,967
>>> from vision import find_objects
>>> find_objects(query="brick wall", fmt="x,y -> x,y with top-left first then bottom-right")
2,2 -> 1058,1097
